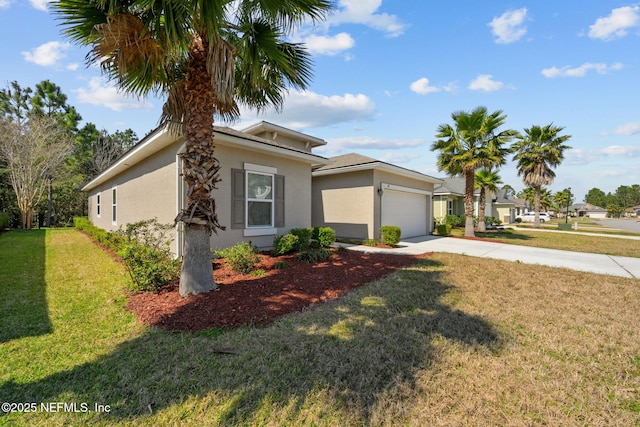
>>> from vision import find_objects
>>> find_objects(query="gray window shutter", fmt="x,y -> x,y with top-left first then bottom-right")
274,174 -> 285,228
231,169 -> 245,229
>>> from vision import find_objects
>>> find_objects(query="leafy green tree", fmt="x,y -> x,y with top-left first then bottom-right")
432,106 -> 517,237
31,79 -> 82,132
584,187 -> 607,207
54,0 -> 333,296
501,184 -> 516,198
475,169 -> 503,231
512,124 -> 572,227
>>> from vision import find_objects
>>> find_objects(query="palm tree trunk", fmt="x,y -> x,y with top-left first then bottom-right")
178,35 -> 222,297
533,185 -> 542,228
464,167 -> 475,237
477,187 -> 486,232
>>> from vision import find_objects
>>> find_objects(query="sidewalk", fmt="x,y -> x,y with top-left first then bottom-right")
342,235 -> 640,279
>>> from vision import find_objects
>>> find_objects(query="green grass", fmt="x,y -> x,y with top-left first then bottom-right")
1,229 -> 639,425
450,227 -> 640,258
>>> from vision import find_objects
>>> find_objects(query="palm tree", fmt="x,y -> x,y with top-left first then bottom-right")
474,169 -> 503,231
432,106 -> 517,237
512,124 -> 572,227
53,0 -> 332,296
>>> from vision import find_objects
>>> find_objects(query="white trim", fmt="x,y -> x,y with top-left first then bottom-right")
243,228 -> 277,237
245,170 -> 275,229
380,182 -> 432,196
244,163 -> 277,174
96,192 -> 101,218
313,162 -> 442,184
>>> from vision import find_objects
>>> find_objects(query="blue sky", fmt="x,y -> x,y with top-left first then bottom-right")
1,1 -> 639,202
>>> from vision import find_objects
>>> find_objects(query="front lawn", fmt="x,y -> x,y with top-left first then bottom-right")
1,229 -> 639,425
450,227 -> 640,258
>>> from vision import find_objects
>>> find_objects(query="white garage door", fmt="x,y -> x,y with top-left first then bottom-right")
381,189 -> 428,238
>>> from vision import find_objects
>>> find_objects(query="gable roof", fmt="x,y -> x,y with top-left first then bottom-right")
82,124 -> 329,192
312,153 -> 442,184
433,176 -> 480,196
241,121 -> 327,148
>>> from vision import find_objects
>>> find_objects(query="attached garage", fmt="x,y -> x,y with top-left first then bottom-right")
381,185 -> 430,238
312,153 -> 441,241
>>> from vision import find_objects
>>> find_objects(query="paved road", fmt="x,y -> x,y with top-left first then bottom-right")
343,235 -> 640,279
595,218 -> 640,233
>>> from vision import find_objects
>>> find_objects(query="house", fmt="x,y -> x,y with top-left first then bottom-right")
569,203 -> 608,219
624,206 -> 640,218
311,153 -> 442,240
433,177 -> 491,222
83,121 -> 329,255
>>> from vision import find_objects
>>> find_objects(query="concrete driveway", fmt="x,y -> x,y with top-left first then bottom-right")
343,235 -> 640,279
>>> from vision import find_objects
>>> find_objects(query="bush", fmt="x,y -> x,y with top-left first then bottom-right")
380,225 -> 401,246
312,226 -> 336,248
75,217 -> 180,293
290,227 -> 313,251
0,212 -> 10,230
297,247 -> 331,263
436,223 -> 452,235
272,233 -> 299,256
445,214 -> 465,227
216,242 -> 260,274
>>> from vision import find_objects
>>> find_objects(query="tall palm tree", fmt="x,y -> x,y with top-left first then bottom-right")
53,0 -> 332,296
432,106 -> 517,237
512,124 -> 572,227
474,169 -> 503,232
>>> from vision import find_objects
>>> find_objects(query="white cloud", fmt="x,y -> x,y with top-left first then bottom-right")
542,62 -> 623,78
601,145 -> 640,156
74,77 -> 154,112
0,0 -> 14,8
316,136 -> 426,156
410,78 -> 440,95
22,41 -> 70,67
66,63 -> 79,71
611,122 -> 640,135
488,8 -> 528,44
468,74 -> 504,92
329,0 -> 407,37
588,5 -> 640,40
29,0 -> 50,11
380,152 -> 421,164
303,32 -> 355,56
565,145 -> 640,165
240,89 -> 375,129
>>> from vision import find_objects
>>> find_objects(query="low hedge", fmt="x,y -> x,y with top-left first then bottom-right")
380,225 -> 401,246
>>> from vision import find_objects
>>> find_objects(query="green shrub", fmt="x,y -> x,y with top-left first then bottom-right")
290,227 -> 313,251
216,242 -> 260,274
296,247 -> 331,263
75,217 -> 180,293
445,214 -> 465,227
363,239 -> 378,247
272,233 -> 299,256
436,223 -> 452,235
312,226 -> 336,248
0,212 -> 10,230
380,225 -> 401,246
119,244 -> 180,292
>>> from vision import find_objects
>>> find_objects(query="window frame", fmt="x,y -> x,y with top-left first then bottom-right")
96,192 -> 101,217
111,186 -> 117,225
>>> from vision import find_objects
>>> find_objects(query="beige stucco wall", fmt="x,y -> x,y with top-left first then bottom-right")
87,137 -> 315,255
311,170 -> 375,240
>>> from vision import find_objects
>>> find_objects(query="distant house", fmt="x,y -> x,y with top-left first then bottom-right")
433,177 -> 492,222
625,206 -> 640,217
568,203 -> 608,219
311,153 -> 441,240
491,189 -> 518,224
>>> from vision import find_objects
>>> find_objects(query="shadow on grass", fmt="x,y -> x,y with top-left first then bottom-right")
0,258 -> 501,424
475,230 -> 533,241
0,230 -> 52,343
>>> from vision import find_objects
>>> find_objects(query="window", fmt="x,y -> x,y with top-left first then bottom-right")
247,172 -> 273,227
96,193 -> 101,217
111,187 -> 117,224
447,200 -> 453,215
231,165 -> 284,235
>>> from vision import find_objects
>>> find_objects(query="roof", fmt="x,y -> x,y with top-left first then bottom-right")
82,124 -> 330,192
433,176 -> 479,196
569,202 -> 607,212
312,153 -> 442,184
241,121 -> 327,148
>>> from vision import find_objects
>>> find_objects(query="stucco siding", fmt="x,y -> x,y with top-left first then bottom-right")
312,171 -> 375,239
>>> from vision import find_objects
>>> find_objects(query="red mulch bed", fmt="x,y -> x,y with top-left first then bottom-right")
126,249 -> 428,331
